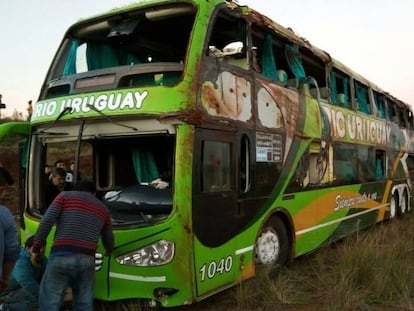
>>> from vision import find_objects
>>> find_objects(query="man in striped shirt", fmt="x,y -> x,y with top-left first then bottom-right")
33,180 -> 114,311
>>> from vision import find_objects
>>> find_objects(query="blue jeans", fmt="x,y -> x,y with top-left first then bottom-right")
0,287 -> 37,311
39,254 -> 95,311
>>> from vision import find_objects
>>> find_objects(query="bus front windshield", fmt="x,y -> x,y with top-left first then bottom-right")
29,125 -> 175,226
42,3 -> 196,99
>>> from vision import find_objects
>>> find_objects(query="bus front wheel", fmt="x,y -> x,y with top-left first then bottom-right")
255,217 -> 289,268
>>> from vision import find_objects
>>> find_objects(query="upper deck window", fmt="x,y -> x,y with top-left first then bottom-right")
354,80 -> 371,114
207,10 -> 248,70
43,4 -> 196,98
329,68 -> 351,108
373,91 -> 386,119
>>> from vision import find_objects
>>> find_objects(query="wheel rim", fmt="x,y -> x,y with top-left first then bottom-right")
255,228 -> 280,264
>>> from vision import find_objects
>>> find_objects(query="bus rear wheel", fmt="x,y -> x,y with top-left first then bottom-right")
255,217 -> 289,268
390,192 -> 398,218
399,189 -> 409,215
395,190 -> 410,217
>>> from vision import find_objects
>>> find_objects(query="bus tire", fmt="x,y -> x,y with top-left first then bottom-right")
255,216 -> 289,268
400,189 -> 409,215
390,192 -> 398,218
394,192 -> 404,218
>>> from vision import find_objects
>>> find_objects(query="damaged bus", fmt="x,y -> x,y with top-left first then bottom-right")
1,0 -> 414,307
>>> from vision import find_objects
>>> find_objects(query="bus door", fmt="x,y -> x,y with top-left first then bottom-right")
192,128 -> 237,296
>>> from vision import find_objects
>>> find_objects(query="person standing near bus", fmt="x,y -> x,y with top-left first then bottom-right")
33,180 -> 114,311
26,100 -> 33,121
0,206 -> 19,292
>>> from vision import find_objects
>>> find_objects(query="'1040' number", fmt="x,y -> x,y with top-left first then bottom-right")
199,256 -> 233,282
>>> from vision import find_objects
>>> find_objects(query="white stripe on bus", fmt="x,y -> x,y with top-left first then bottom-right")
235,245 -> 254,255
109,272 -> 166,282
296,204 -> 388,236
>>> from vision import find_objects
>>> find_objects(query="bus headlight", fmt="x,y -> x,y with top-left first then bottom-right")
115,240 -> 175,266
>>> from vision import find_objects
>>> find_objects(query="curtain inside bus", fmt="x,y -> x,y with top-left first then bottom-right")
330,71 -> 338,104
285,44 -> 305,80
87,43 -> 122,70
63,40 -> 79,76
261,34 -> 277,80
342,77 -> 350,108
355,82 -> 370,114
63,40 -> 142,76
132,149 -> 159,184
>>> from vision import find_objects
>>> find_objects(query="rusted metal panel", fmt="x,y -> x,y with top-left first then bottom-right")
201,71 -> 252,122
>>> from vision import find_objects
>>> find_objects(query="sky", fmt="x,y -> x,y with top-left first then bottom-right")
1,0 -> 413,117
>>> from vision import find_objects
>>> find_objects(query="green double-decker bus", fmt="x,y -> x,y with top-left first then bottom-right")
1,0 -> 414,307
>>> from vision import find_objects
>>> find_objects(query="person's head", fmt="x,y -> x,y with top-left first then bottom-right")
54,159 -> 66,168
73,180 -> 96,194
51,167 -> 66,189
25,236 -> 45,267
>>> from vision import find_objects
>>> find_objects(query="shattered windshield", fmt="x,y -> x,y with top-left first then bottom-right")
42,3 -> 196,99
30,132 -> 175,226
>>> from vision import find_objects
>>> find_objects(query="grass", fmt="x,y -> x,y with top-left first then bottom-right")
231,214 -> 414,311
94,213 -> 414,310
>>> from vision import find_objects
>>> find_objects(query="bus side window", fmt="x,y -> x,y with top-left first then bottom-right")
396,104 -> 407,128
329,69 -> 351,108
284,43 -> 305,87
356,146 -> 375,181
301,46 -> 327,96
373,91 -> 386,119
251,24 -> 291,85
387,99 -> 398,123
202,141 -> 231,192
354,80 -> 371,114
375,150 -> 386,179
207,10 -> 247,69
333,142 -> 355,183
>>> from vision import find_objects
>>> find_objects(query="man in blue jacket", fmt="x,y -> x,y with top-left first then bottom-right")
0,206 -> 19,293
0,236 -> 47,311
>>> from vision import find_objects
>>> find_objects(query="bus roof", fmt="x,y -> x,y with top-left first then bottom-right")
59,0 -> 410,110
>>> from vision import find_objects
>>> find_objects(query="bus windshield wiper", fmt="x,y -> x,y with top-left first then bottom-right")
87,104 -> 138,132
34,106 -> 72,135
